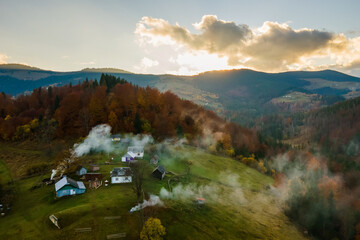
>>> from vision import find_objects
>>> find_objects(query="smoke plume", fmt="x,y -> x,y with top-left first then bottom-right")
160,172 -> 246,205
129,194 -> 164,212
73,124 -> 113,157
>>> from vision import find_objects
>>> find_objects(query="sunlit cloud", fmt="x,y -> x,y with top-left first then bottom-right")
135,15 -> 360,74
0,54 -> 9,64
133,57 -> 159,73
167,51 -> 236,75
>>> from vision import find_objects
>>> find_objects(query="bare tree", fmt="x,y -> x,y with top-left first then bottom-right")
130,161 -> 145,229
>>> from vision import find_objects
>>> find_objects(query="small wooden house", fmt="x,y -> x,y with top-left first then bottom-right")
84,173 -> 103,181
152,165 -> 166,180
76,166 -> 87,176
55,176 -> 86,198
196,197 -> 205,205
150,155 -> 159,165
84,173 -> 103,189
89,164 -> 100,171
110,167 -> 132,184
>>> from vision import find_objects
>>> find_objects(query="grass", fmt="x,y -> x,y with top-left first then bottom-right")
0,143 -> 308,240
271,92 -> 317,104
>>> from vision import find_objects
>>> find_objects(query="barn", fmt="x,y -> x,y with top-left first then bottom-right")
55,176 -> 86,198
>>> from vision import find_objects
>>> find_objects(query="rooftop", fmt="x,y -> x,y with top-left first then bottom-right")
128,146 -> 144,153
55,176 -> 86,191
111,167 -> 132,177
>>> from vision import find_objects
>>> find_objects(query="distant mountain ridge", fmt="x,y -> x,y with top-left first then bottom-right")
81,67 -> 132,74
1,64 -> 360,125
0,63 -> 44,71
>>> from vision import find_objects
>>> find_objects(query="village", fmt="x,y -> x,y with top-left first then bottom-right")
52,135 -> 166,199
0,132 -> 299,240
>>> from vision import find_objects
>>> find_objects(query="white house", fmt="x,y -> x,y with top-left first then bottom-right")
128,146 -> 144,158
121,152 -> 136,162
110,167 -> 132,184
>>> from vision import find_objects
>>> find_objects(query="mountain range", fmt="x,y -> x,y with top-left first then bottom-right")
1,63 -> 360,125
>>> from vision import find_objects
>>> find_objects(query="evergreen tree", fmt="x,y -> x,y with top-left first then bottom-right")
134,112 -> 142,134
47,86 -> 52,98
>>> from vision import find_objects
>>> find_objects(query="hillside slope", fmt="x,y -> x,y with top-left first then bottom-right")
0,143 -> 307,240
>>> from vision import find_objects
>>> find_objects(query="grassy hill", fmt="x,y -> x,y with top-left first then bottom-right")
0,142 -> 307,240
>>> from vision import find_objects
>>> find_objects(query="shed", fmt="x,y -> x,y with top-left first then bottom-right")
76,166 -> 87,176
111,134 -> 121,142
111,167 -> 132,184
196,197 -> 205,205
85,173 -> 103,189
84,173 -> 103,181
150,155 -> 159,165
152,165 -> 166,180
89,164 -> 100,171
55,176 -> 86,198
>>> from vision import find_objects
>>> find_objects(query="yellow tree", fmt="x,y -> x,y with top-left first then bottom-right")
140,217 -> 166,240
108,111 -> 118,133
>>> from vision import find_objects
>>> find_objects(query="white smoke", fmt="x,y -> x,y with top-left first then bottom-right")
51,124 -> 113,179
160,183 -> 219,202
129,194 -> 164,212
73,124 -> 113,157
50,169 -> 57,180
129,134 -> 154,147
160,172 -> 247,205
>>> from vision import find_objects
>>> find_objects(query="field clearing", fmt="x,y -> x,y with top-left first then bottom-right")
0,144 -> 308,240
271,92 -> 317,104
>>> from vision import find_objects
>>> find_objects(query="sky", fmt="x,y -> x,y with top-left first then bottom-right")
0,0 -> 360,76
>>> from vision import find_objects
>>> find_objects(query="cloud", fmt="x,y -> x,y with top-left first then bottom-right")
80,60 -> 96,65
140,57 -> 159,68
0,54 -> 9,64
167,51 -> 235,75
136,15 -> 360,73
133,57 -> 160,73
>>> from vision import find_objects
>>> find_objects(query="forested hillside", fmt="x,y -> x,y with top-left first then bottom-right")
307,96 -> 360,171
0,74 -> 265,158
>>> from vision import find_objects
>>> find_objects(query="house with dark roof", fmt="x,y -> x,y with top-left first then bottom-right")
55,176 -> 86,198
110,167 -> 132,183
152,165 -> 166,180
